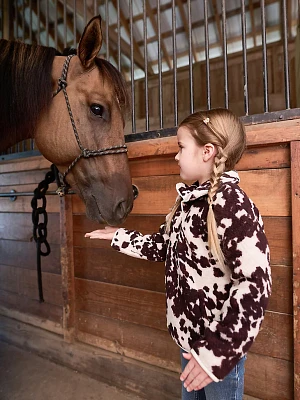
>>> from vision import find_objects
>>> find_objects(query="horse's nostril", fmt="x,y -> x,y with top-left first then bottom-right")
115,200 -> 127,219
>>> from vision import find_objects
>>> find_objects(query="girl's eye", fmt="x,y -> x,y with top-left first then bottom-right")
90,104 -> 104,117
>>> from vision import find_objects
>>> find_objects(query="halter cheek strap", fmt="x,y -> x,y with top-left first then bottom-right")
52,54 -> 128,197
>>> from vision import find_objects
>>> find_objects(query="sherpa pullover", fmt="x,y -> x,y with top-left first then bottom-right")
111,171 -> 271,381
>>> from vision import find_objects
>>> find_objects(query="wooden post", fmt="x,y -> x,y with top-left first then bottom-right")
60,195 -> 75,343
2,0 -> 10,39
291,141 -> 300,398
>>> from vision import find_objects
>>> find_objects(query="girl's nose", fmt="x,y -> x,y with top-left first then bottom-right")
175,153 -> 179,161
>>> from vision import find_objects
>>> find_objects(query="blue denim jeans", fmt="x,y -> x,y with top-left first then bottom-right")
180,349 -> 246,400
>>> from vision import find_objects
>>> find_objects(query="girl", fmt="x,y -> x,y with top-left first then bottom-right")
85,108 -> 271,400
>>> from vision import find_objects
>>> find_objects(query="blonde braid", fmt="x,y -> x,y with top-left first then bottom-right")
165,196 -> 181,234
207,146 -> 227,267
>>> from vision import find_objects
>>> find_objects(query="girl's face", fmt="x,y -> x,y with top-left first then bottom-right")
175,126 -> 215,184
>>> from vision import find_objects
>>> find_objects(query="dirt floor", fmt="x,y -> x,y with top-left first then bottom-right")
0,340 -> 144,400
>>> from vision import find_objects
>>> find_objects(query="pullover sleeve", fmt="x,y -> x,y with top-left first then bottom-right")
191,184 -> 271,381
111,224 -> 169,262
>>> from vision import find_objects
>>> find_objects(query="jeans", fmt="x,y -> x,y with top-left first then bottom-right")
180,349 -> 246,400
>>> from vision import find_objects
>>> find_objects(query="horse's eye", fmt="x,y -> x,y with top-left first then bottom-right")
90,104 -> 104,117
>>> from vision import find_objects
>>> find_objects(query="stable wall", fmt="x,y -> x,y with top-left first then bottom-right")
0,118 -> 299,400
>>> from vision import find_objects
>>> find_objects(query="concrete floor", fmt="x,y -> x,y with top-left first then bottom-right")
0,341 -> 143,400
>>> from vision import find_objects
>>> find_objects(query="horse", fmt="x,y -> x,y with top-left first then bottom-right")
0,15 -> 133,226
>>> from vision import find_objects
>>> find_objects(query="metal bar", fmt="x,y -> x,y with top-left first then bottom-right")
21,0 -> 24,42
157,0 -> 163,128
282,0 -> 290,109
83,0 -> 87,27
37,0 -> 40,44
1,0 -> 3,39
241,0 -> 249,115
117,0 -> 121,71
14,0 -> 17,40
29,0 -> 32,43
187,0 -> 194,114
63,0 -> 67,48
129,0 -> 135,133
172,0 -> 178,126
260,0 -> 269,112
221,0 -> 228,108
54,0 -> 58,49
204,0 -> 211,109
105,0 -> 109,60
0,191 -> 75,198
46,0 -> 49,46
73,0 -> 77,48
143,0 -> 149,131
94,0 -> 97,16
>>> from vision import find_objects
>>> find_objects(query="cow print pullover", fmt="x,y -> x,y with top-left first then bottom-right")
111,171 -> 271,381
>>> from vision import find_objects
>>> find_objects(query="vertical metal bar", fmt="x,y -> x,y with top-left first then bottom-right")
143,0 -> 149,131
204,0 -> 211,109
54,0 -> 58,49
29,0 -> 32,43
157,0 -> 163,128
105,0 -> 109,60
21,0 -> 25,42
172,0 -> 178,126
129,0 -> 135,133
187,0 -> 194,114
63,0 -> 67,48
260,0 -> 269,112
117,0 -> 121,71
94,0 -> 97,16
1,0 -> 3,39
73,0 -> 77,48
46,0 -> 49,46
83,0 -> 87,27
241,0 -> 249,115
221,0 -> 228,108
14,0 -> 17,40
37,0 -> 40,44
282,0 -> 290,109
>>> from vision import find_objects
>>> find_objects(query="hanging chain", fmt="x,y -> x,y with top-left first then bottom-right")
31,164 -> 59,302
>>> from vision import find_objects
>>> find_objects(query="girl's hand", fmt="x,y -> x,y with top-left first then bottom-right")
180,352 -> 213,392
85,226 -> 119,240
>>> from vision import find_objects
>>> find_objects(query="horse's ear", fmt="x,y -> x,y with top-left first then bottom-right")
78,15 -> 103,69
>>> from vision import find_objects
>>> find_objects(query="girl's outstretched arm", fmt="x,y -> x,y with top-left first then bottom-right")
85,226 -> 119,241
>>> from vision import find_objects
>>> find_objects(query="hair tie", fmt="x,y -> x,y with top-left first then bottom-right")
203,117 -> 210,125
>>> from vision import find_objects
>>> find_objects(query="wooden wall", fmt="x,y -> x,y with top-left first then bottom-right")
0,118 -> 298,399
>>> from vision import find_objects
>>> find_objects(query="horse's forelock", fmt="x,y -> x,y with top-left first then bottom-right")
0,39 -> 57,150
95,58 -> 131,120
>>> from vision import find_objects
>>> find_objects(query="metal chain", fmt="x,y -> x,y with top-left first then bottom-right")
31,164 -> 58,302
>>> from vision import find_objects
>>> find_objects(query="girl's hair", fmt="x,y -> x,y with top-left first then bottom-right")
166,108 -> 246,267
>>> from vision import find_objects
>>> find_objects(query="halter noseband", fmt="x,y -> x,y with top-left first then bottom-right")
52,54 -> 128,197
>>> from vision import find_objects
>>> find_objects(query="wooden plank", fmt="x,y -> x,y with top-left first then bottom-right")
76,311 -> 180,372
0,289 -> 62,325
0,183 -> 60,213
75,278 -> 166,331
0,305 -> 63,335
0,315 -> 181,400
126,119 -> 300,159
251,311 -> 292,361
0,265 -> 63,306
60,196 -> 75,343
0,156 -> 51,174
73,169 -> 291,217
0,239 -> 61,274
291,141 -> 300,399
264,217 -> 292,266
129,145 -> 290,178
244,352 -> 293,399
0,212 -> 60,243
0,169 -> 52,186
74,247 -> 165,292
268,265 -> 293,315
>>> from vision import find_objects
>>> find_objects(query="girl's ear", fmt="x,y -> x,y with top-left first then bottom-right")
203,143 -> 216,161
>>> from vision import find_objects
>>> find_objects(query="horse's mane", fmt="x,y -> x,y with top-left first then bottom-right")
0,39 -> 57,150
95,57 -> 131,121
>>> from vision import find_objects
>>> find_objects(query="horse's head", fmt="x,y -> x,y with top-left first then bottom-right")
35,16 -> 133,225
